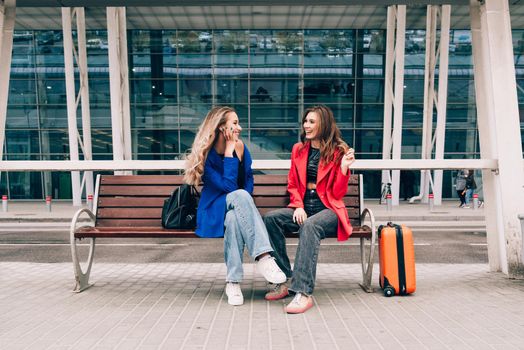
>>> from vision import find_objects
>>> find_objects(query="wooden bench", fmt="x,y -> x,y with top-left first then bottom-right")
70,174 -> 377,293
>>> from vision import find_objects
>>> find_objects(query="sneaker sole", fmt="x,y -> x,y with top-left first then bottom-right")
265,290 -> 289,301
285,300 -> 314,314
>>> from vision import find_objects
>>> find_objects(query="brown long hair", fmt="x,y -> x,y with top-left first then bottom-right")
184,106 -> 235,185
300,105 -> 348,164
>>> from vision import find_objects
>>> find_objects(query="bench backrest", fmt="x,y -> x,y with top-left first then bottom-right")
94,174 -> 362,229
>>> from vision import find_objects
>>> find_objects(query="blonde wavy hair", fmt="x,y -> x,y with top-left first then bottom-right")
184,106 -> 235,185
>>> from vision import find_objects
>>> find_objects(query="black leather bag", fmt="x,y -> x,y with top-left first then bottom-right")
161,184 -> 199,229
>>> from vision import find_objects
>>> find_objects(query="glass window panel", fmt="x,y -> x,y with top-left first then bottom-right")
250,54 -> 300,69
86,54 -> 109,68
39,106 -> 67,128
179,80 -> 212,104
85,30 -> 108,55
38,79 -> 66,104
449,30 -> 472,58
354,129 -> 383,155
216,54 -> 249,67
217,80 -> 248,104
445,129 -> 478,154
355,104 -> 384,127
8,80 -> 36,104
130,79 -> 177,104
404,55 -> 425,78
360,54 -> 384,78
249,129 -> 299,158
89,106 -> 111,128
250,80 -> 298,103
303,79 -> 354,103
13,30 -> 34,47
6,106 -> 39,128
403,105 -> 424,127
513,30 -> 524,55
39,129 -> 69,156
340,129 -> 354,147
5,130 -> 40,156
401,128 -> 423,157
180,129 -> 198,154
250,104 -> 299,128
11,53 -> 34,67
359,79 -> 383,103
8,171 -> 43,199
91,129 -> 113,156
89,79 -> 111,104
179,104 -> 213,128
214,30 -> 248,54
446,104 -> 476,125
447,79 -> 476,104
35,30 -> 63,55
178,31 -> 212,54
135,129 -> 180,159
322,104 -> 353,128
130,30 -> 151,54
304,30 -> 354,54
132,104 -> 178,129
357,30 -> 385,54
405,30 -> 426,55
403,79 -> 425,104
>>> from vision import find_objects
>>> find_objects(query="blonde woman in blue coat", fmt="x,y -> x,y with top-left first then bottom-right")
184,106 -> 285,306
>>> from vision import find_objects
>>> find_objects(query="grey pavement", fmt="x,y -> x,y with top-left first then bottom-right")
2,200 -> 523,349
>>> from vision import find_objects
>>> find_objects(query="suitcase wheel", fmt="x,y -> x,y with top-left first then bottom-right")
384,286 -> 395,297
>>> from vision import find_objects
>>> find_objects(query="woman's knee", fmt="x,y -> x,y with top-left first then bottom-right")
230,189 -> 253,204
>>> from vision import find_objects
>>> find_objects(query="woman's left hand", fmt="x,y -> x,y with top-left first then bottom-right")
341,148 -> 355,175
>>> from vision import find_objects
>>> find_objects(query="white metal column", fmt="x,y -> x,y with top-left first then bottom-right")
62,8 -> 82,206
381,5 -> 406,206
470,0 -> 524,277
432,6 -> 451,206
76,8 -> 94,200
0,0 -> 15,178
107,7 -> 132,175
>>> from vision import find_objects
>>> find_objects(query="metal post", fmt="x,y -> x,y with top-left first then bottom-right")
390,5 -> 406,206
46,195 -> 52,212
107,7 -> 132,175
428,193 -> 434,211
381,6 -> 396,201
0,0 -> 16,182
62,8 -> 82,206
2,194 -> 7,212
432,5 -> 451,206
76,7 -> 94,199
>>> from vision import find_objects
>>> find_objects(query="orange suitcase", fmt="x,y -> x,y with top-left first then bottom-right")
378,223 -> 416,297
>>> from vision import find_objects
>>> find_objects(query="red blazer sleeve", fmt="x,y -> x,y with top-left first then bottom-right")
287,144 -> 303,208
332,163 -> 351,200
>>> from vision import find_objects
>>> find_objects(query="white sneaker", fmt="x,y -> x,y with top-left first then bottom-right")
257,256 -> 286,284
225,282 -> 244,306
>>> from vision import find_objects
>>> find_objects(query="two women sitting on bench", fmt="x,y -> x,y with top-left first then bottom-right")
184,105 -> 355,314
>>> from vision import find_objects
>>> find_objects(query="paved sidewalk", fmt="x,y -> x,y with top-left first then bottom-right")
1,262 -> 523,349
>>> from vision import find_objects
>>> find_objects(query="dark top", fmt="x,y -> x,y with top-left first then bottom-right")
306,146 -> 320,184
220,150 -> 245,189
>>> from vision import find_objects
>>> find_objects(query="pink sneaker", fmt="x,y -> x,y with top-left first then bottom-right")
285,293 -> 314,314
265,283 -> 289,301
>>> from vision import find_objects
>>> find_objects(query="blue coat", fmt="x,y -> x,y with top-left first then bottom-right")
195,145 -> 254,238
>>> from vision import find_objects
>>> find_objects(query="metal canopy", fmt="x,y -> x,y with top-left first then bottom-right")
13,1 -> 471,6
12,5 -> 484,30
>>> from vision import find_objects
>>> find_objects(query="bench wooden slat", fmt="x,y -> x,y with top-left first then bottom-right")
76,225 -> 371,239
100,186 -> 174,196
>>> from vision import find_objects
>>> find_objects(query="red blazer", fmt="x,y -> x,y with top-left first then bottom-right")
287,142 -> 353,241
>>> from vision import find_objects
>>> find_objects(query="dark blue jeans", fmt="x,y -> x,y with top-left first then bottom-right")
263,207 -> 338,295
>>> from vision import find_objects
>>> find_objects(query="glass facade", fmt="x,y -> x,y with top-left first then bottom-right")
3,28 -> 524,199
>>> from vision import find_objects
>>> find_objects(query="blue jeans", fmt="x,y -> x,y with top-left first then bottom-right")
465,189 -> 474,205
224,189 -> 274,282
263,207 -> 338,295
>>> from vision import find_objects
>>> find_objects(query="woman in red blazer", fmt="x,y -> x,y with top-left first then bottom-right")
263,105 -> 355,314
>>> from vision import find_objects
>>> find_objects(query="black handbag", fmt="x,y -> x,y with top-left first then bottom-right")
161,184 -> 199,229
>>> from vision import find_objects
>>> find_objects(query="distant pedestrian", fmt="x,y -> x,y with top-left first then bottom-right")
464,170 -> 480,208
455,170 -> 468,208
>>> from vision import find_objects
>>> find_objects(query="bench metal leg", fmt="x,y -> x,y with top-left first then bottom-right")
359,208 -> 376,293
70,208 -> 96,293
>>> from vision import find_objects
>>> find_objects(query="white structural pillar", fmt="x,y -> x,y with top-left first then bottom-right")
62,8 -> 82,206
107,7 -> 132,174
381,5 -> 406,206
432,6 -> 450,206
470,0 -> 524,277
0,0 -> 15,178
75,8 -> 94,199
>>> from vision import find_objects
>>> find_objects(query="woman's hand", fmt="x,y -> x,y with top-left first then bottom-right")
221,126 -> 236,157
340,148 -> 355,175
293,207 -> 307,225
